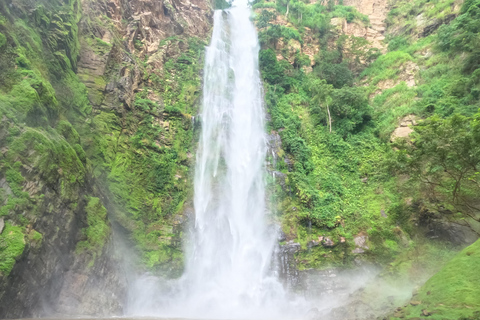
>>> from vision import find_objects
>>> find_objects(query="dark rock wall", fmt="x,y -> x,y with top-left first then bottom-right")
0,0 -> 212,317
0,197 -> 83,317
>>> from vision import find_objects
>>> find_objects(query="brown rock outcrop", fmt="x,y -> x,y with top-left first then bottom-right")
391,114 -> 418,141
78,0 -> 212,108
342,0 -> 388,51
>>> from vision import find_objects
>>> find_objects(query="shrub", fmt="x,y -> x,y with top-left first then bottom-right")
0,223 -> 25,276
0,32 -> 6,48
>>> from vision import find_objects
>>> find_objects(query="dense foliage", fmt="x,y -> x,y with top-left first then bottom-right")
0,0 -> 206,278
255,0 -> 480,268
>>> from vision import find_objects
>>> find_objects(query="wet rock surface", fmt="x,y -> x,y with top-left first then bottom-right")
352,234 -> 369,254
321,237 -> 336,248
0,184 -> 127,318
421,215 -> 479,245
277,240 -> 302,289
0,0 -> 212,317
53,240 -> 127,317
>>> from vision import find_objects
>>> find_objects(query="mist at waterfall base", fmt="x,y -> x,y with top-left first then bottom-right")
127,6 -> 304,319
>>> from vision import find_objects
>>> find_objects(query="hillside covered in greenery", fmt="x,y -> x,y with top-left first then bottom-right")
253,0 -> 479,268
0,0 -> 479,317
252,0 -> 480,316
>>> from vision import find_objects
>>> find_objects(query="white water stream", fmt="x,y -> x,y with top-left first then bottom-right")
128,5 -> 303,318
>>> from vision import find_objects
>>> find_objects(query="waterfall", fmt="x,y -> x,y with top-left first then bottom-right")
184,5 -> 284,316
128,5 -> 303,318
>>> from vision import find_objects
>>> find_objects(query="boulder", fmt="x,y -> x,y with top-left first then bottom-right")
321,237 -> 335,247
381,209 -> 388,218
391,114 -> 419,141
352,248 -> 365,254
307,240 -> 319,248
354,234 -> 369,249
352,233 -> 369,254
277,229 -> 287,242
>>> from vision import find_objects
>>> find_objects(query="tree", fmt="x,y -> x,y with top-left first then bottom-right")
329,86 -> 372,136
394,113 -> 480,221
256,9 -> 276,29
310,78 -> 333,132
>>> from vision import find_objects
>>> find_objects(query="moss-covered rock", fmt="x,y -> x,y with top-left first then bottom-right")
0,223 -> 25,277
76,197 -> 110,265
0,0 -> 212,315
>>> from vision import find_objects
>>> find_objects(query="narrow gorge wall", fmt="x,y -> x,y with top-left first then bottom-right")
0,0 -> 212,317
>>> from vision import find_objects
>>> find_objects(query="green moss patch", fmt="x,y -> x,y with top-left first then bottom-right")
0,32 -> 6,48
0,223 -> 26,277
392,240 -> 480,319
76,197 -> 110,265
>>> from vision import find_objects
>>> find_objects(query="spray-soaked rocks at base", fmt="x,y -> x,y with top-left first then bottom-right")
301,267 -> 420,320
304,241 -> 480,320
299,266 -> 402,320
277,234 -> 359,290
53,240 -> 127,317
277,240 -> 302,289
0,193 -> 127,318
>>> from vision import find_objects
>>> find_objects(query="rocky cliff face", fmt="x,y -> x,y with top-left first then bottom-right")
342,0 -> 387,50
0,0 -> 212,317
78,0 -> 211,109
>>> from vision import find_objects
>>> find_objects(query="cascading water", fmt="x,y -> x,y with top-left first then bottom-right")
128,5 -> 304,318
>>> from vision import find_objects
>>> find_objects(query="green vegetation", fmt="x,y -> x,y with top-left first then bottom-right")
254,0 -> 480,270
86,35 -> 206,275
391,113 -> 480,224
0,0 -> 87,273
0,0 -> 478,301
0,0 -> 206,277
255,0 -> 399,266
0,32 -> 6,48
378,0 -> 480,234
254,0 -> 369,33
0,223 -> 26,276
391,239 -> 480,319
76,197 -> 110,265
